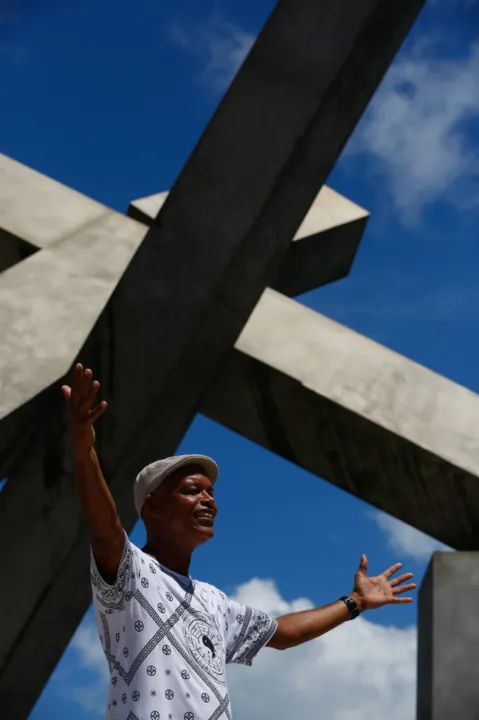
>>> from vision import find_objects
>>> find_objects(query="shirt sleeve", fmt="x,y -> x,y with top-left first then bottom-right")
224,597 -> 278,666
90,530 -> 139,612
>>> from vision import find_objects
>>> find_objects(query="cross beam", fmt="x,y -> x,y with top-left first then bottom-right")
132,197 -> 479,549
0,0 -> 426,715
128,188 -> 368,298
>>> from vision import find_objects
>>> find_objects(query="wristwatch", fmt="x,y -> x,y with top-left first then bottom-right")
340,595 -> 360,620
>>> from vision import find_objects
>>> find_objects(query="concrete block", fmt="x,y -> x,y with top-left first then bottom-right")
417,552 -> 479,719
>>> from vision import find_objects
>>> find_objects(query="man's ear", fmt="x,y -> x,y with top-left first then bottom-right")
142,493 -> 154,519
143,492 -> 162,519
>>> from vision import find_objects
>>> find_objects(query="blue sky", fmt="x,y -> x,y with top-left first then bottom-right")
2,0 -> 479,717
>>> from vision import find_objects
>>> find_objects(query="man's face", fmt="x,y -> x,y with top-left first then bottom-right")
143,464 -> 218,546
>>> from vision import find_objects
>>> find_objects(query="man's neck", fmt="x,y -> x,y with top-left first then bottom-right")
142,537 -> 193,577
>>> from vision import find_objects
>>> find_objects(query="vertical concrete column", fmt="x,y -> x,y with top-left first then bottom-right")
417,552 -> 479,719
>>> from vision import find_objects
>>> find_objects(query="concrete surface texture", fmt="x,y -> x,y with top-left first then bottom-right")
0,0 -> 427,716
0,153 -> 107,274
417,552 -> 479,719
0,153 -> 107,249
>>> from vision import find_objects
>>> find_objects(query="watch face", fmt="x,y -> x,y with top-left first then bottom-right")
342,596 -> 359,618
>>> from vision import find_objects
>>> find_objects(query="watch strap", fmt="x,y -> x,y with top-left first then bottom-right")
340,595 -> 360,619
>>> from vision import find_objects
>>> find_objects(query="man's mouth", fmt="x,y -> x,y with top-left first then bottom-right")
194,509 -> 215,523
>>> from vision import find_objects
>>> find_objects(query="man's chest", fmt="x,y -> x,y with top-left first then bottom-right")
108,570 -> 229,688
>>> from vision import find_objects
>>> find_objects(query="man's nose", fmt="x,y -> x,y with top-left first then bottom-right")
200,490 -> 216,506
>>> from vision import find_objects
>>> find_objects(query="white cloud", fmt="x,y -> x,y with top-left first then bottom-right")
170,18 -> 255,92
229,579 -> 416,720
66,579 -> 417,719
371,511 -> 451,560
348,40 -> 479,219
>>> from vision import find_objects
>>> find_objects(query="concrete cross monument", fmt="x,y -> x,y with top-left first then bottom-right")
0,1 -> 477,718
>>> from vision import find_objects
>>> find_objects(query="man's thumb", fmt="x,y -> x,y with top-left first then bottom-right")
61,385 -> 71,401
359,554 -> 368,573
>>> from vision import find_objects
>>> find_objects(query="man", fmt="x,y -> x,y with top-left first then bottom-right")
62,364 -> 416,720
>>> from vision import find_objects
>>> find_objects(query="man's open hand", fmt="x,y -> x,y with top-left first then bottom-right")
61,364 -> 107,458
351,555 -> 416,611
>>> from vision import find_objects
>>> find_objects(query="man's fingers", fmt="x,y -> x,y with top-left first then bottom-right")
392,583 -> 416,595
89,401 -> 108,423
383,562 -> 402,579
78,380 -> 101,414
70,363 -> 84,400
390,572 -> 414,588
70,365 -> 100,409
79,367 -> 93,398
392,596 -> 414,604
64,368 -> 106,426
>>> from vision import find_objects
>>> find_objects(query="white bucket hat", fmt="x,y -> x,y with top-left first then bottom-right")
134,454 -> 219,516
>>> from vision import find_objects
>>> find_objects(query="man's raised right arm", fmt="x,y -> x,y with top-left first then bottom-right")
62,364 -> 125,580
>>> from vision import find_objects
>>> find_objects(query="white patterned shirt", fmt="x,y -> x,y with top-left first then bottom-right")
90,532 -> 278,720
